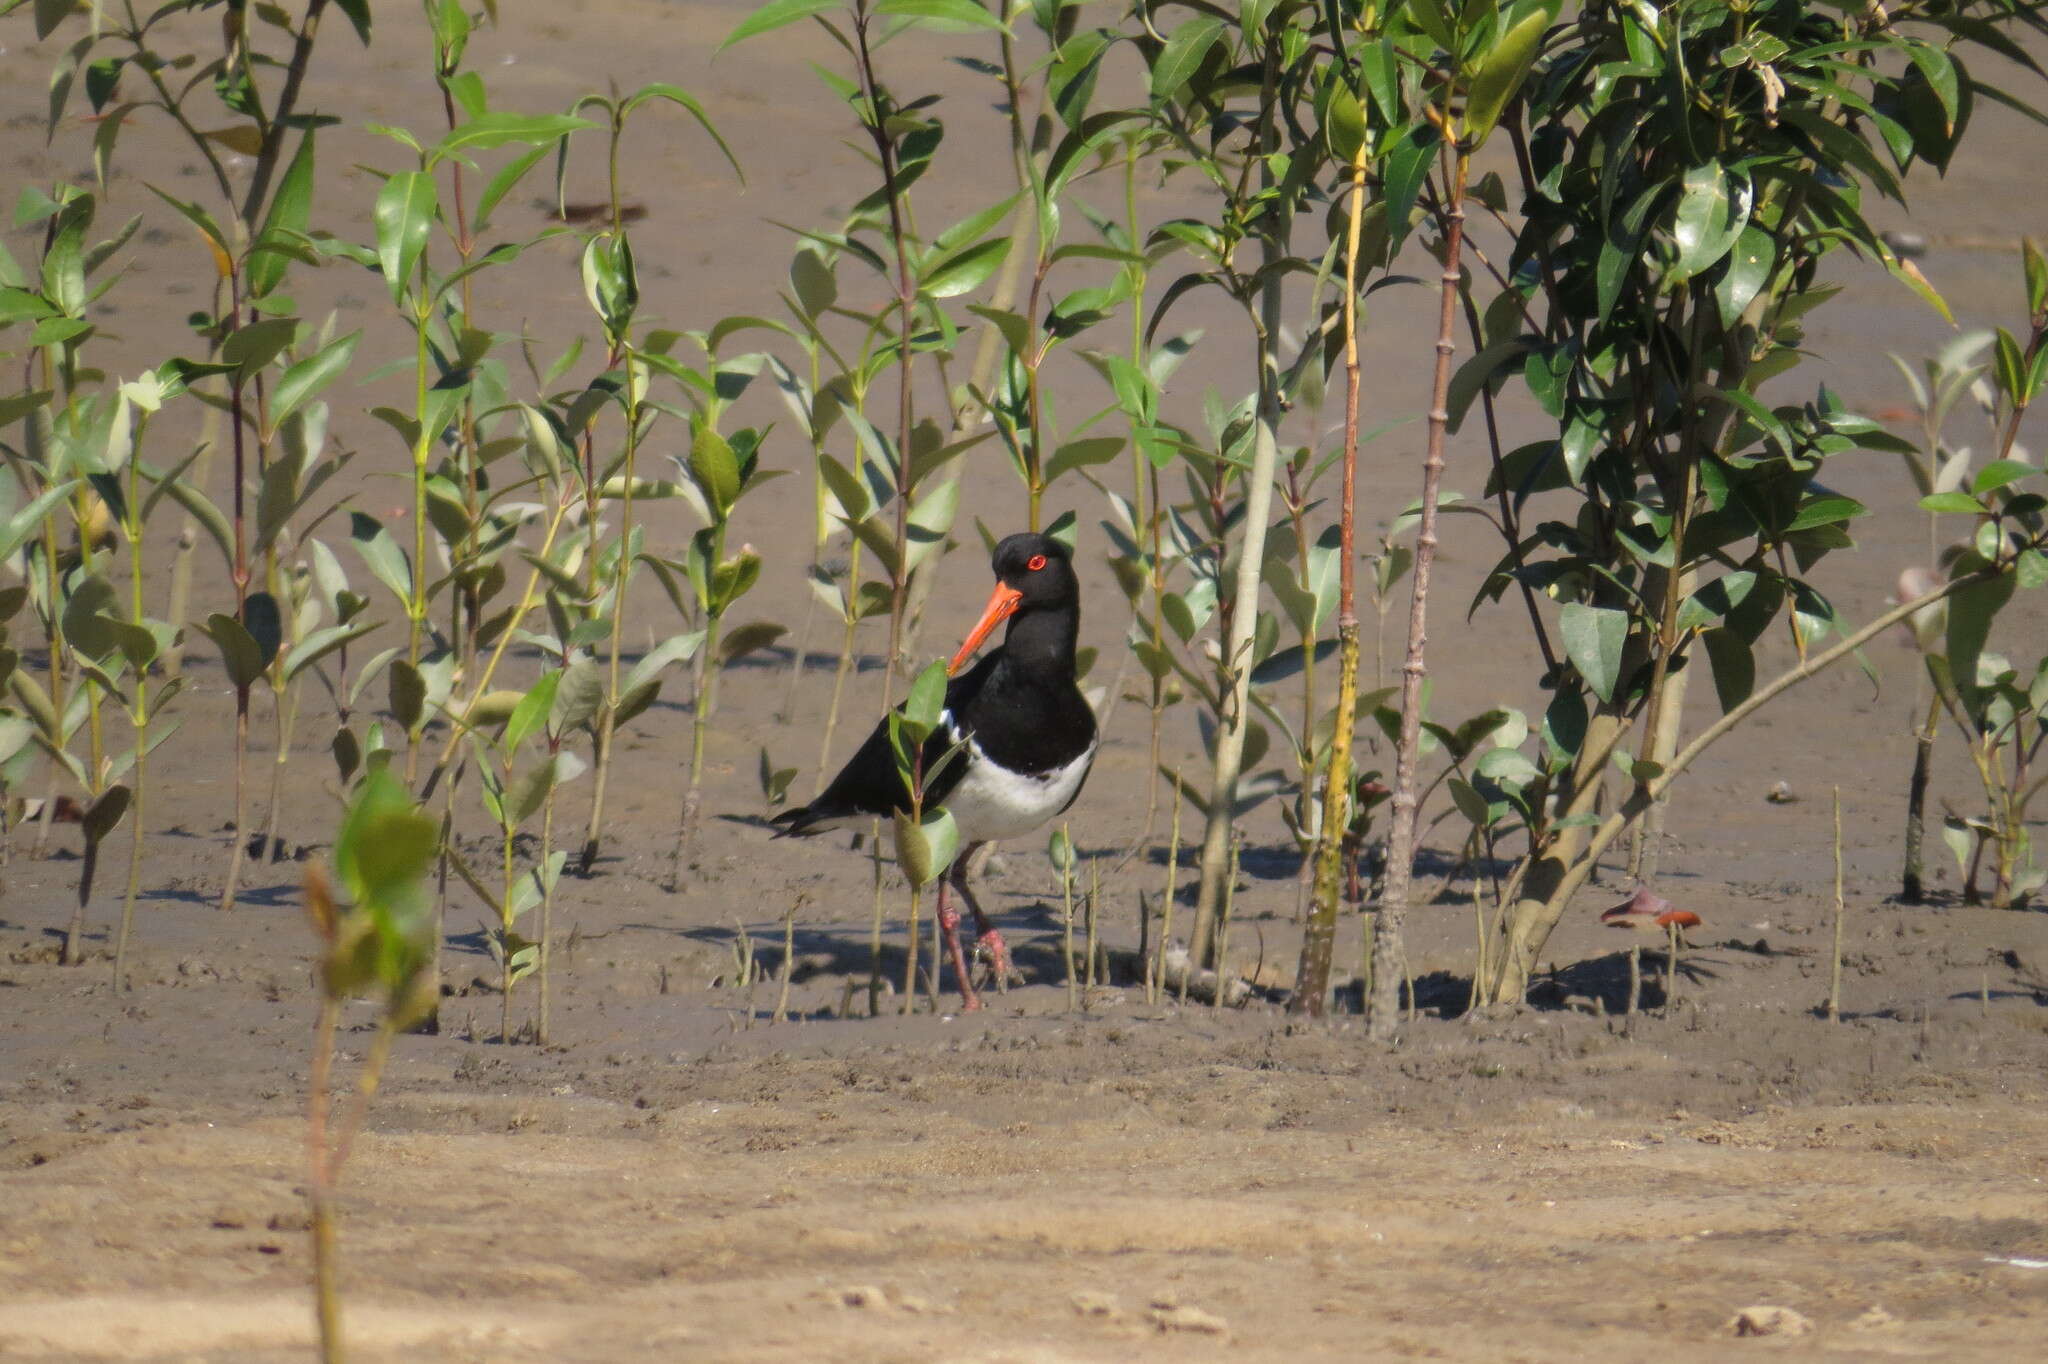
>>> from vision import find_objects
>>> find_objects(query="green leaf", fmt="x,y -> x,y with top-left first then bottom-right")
282,620 -> 380,682
1886,252 -> 1953,324
503,671 -> 559,753
904,657 -> 949,739
1379,121 -> 1439,252
269,330 -> 359,430
720,0 -> 837,49
248,129 -> 317,299
1919,491 -> 1984,515
1151,17 -> 1226,103
1973,458 -> 2034,495
1946,569 -> 2015,715
1045,435 -> 1123,485
1669,161 -> 1747,283
620,83 -> 743,186
1463,0 -> 1559,149
1901,38 -> 1961,132
505,758 -> 557,828
0,388 -> 53,425
388,658 -> 426,733
202,613 -> 266,690
718,620 -> 785,668
349,511 -> 413,605
551,659 -> 605,734
0,478 -> 80,561
688,423 -> 741,518
1785,494 -> 1867,532
334,769 -> 437,909
892,806 -> 959,889
1559,602 -> 1628,704
790,247 -> 837,319
145,184 -> 233,276
244,592 -> 283,672
920,236 -> 1009,300
373,170 -> 436,303
1324,83 -> 1365,162
82,784 -> 132,843
434,112 -> 593,159
1249,639 -> 1337,687
222,318 -> 299,379
1716,225 -> 1774,328
875,0 -> 1006,30
1448,777 -> 1492,828
1701,628 -> 1754,713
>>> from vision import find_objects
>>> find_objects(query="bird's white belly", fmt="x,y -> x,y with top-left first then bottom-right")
941,736 -> 1096,845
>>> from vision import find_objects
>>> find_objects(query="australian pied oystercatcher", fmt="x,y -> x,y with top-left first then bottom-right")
772,532 -> 1099,1009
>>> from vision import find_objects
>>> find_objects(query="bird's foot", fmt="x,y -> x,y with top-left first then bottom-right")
973,929 -> 1023,992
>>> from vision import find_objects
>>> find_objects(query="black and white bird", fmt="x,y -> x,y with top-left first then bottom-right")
772,532 -> 1098,1009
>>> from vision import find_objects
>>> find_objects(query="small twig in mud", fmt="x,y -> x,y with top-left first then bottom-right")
1827,786 -> 1845,1022
1153,773 -> 1183,1006
1084,854 -> 1100,996
773,896 -> 801,1024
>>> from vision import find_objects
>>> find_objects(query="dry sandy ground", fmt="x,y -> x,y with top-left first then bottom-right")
5,2 -> 2048,1360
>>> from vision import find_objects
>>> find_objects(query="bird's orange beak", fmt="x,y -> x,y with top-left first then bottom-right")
949,582 -> 1023,675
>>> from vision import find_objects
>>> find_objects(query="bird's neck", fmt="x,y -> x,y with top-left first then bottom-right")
1000,604 -> 1079,681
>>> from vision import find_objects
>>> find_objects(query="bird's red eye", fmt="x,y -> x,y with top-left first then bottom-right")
1027,554 -> 1048,571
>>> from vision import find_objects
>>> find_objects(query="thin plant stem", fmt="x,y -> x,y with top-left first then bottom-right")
1061,823 -> 1077,1011
538,780 -> 558,1046
774,898 -> 796,1024
1084,853 -> 1099,994
849,2 -> 918,704
1155,772 -> 1182,1005
1292,135 -> 1369,1015
307,997 -> 342,1363
868,818 -> 885,1015
1188,51 -> 1291,964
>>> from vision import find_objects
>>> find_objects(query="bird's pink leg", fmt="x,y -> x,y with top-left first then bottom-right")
935,877 -> 982,1011
951,851 -> 1017,990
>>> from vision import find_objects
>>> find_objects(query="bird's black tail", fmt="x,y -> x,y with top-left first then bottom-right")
769,802 -> 849,838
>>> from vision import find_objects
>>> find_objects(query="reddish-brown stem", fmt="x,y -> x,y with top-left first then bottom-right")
1368,141 -> 1469,1039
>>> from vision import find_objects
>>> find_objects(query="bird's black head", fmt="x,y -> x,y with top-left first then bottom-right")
950,531 -> 1082,675
990,531 -> 1079,612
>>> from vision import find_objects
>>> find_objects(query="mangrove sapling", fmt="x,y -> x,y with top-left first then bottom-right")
464,668 -> 579,1043
1911,244 -> 2048,907
656,417 -> 782,886
1885,332 -> 1997,900
1377,0 -> 2048,1002
1511,564 -> 2048,999
8,373 -> 140,964
1140,7 -> 1309,972
302,770 -> 439,1364
561,78 -> 741,878
4,186 -> 137,863
105,370 -> 197,986
36,0 -> 356,795
726,0 -> 1007,705
1360,0 -> 1559,1039
887,659 -> 965,1013
345,106 -> 593,786
1051,825 -> 1079,1011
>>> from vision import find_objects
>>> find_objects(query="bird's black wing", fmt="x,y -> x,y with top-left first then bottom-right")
769,655 -> 995,836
